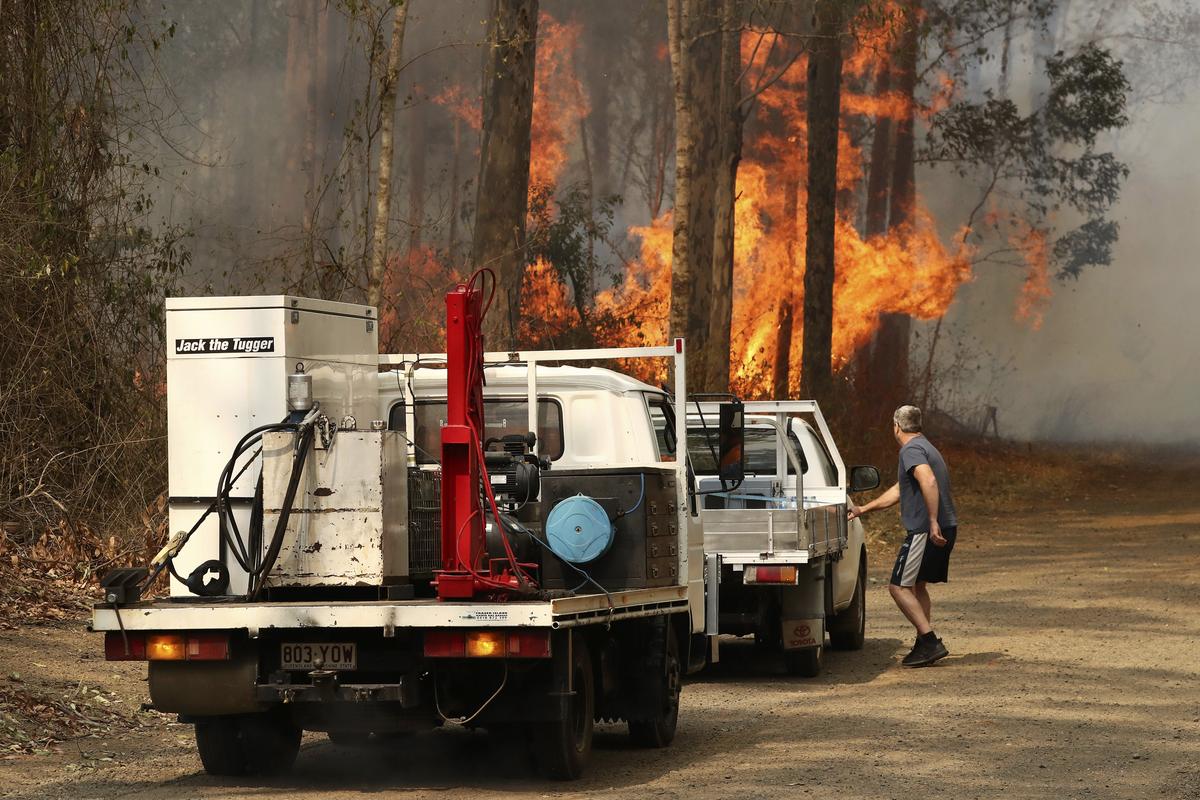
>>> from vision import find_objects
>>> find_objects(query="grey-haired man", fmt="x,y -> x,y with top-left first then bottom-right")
848,405 -> 957,667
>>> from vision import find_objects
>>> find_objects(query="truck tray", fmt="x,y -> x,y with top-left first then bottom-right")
701,502 -> 845,562
91,585 -> 688,634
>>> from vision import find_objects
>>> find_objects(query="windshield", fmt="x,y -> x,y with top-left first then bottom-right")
388,399 -> 565,463
688,426 -> 806,476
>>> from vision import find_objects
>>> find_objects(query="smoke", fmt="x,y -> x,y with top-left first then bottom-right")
924,6 -> 1200,445
137,0 -> 1200,444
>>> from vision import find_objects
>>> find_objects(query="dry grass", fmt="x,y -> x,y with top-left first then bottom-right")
856,437 -> 1200,550
0,680 -> 148,756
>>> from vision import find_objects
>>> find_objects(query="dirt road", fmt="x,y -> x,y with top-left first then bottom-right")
2,475 -> 1198,799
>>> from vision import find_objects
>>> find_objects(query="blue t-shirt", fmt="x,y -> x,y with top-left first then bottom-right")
897,435 -> 958,532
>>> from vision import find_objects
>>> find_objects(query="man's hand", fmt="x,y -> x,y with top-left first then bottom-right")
847,504 -> 864,521
930,520 -> 947,547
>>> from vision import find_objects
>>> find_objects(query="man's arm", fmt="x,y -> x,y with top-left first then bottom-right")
847,482 -> 900,520
912,463 -> 946,545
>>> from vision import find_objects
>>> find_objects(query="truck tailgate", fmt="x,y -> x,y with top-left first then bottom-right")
702,503 -> 845,561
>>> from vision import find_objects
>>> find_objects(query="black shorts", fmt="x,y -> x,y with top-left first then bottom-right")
890,526 -> 957,587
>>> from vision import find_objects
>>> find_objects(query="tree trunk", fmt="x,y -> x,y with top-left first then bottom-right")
471,0 -> 539,348
407,98 -> 427,254
865,0 -> 918,410
667,0 -> 694,345
447,115 -> 462,265
676,0 -> 720,391
366,1 -> 411,310
800,0 -> 843,401
772,171 -> 800,398
284,2 -> 310,239
863,59 -> 892,238
704,0 -> 743,393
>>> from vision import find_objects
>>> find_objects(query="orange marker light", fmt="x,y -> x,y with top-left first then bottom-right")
146,634 -> 187,661
465,631 -> 506,657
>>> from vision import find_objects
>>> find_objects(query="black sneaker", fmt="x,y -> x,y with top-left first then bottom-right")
901,636 -> 949,667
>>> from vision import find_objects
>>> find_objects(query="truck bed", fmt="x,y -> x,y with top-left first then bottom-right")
701,501 -> 846,563
91,585 -> 688,633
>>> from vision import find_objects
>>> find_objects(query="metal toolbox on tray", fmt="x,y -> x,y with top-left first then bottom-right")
536,466 -> 680,591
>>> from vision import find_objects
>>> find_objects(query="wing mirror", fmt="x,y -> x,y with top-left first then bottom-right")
717,401 -> 745,485
849,465 -> 880,493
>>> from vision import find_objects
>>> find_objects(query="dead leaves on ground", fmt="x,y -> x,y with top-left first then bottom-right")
0,678 -> 163,756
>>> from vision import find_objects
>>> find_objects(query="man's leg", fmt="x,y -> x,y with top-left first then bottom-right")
915,581 -> 932,624
888,584 -> 932,635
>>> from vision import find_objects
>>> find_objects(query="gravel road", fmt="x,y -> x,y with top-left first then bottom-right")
2,481 -> 1197,800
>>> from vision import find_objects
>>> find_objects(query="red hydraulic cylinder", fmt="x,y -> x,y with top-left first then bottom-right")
436,283 -> 486,599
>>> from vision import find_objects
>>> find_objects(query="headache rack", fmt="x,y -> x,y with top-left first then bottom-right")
406,467 -> 442,578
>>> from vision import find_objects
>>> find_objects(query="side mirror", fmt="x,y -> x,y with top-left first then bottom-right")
717,401 -> 745,485
849,465 -> 881,493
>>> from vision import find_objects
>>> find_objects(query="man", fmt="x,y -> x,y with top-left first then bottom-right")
848,405 -> 957,667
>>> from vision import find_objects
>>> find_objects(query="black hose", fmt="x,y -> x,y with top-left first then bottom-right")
249,423 -> 315,600
215,422 -> 300,570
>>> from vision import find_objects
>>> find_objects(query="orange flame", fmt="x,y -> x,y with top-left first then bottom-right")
432,11 -> 587,194
530,13 -> 589,191
433,85 -> 482,131
1013,226 -> 1052,329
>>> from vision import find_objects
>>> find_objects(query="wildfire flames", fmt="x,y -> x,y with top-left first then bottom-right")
588,21 -> 975,395
414,10 -> 1041,395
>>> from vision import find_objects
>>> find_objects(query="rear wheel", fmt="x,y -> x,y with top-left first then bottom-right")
195,712 -> 301,776
829,554 -> 867,651
535,635 -> 593,780
194,716 -> 247,776
784,645 -> 823,678
628,620 -> 681,748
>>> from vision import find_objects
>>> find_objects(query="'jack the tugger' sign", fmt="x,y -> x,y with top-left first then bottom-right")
174,337 -> 276,355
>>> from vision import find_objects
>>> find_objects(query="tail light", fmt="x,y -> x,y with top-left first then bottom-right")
104,632 -> 146,661
424,630 -> 551,659
146,634 -> 186,660
744,564 -> 799,585
186,633 -> 231,660
465,631 -> 506,658
104,632 -> 230,662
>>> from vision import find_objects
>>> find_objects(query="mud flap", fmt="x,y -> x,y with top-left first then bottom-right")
779,563 -> 825,651
150,653 -> 264,715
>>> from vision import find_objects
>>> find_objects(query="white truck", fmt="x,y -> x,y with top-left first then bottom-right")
687,402 -> 879,676
90,292 -> 879,782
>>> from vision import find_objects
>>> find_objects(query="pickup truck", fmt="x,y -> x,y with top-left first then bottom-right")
688,402 -> 880,676
92,296 -> 703,781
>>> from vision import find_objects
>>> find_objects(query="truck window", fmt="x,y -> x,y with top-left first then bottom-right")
646,395 -> 676,461
688,427 -> 808,475
391,399 -> 565,464
799,423 -> 838,486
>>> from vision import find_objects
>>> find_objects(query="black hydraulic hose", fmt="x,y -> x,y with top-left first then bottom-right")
249,423 -> 315,600
215,422 -> 300,570
248,472 -> 264,575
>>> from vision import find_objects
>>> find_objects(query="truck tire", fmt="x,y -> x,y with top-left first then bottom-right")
628,621 -> 681,748
783,645 -> 823,678
535,636 -> 593,780
829,554 -> 867,651
195,712 -> 301,776
195,716 -> 247,776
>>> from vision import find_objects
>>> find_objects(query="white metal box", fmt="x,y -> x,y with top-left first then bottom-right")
261,430 -> 409,587
165,296 -> 379,595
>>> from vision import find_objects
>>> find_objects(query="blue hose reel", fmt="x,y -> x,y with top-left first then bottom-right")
544,495 -> 615,564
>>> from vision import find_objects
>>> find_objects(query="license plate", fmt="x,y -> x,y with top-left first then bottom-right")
280,642 -> 357,670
